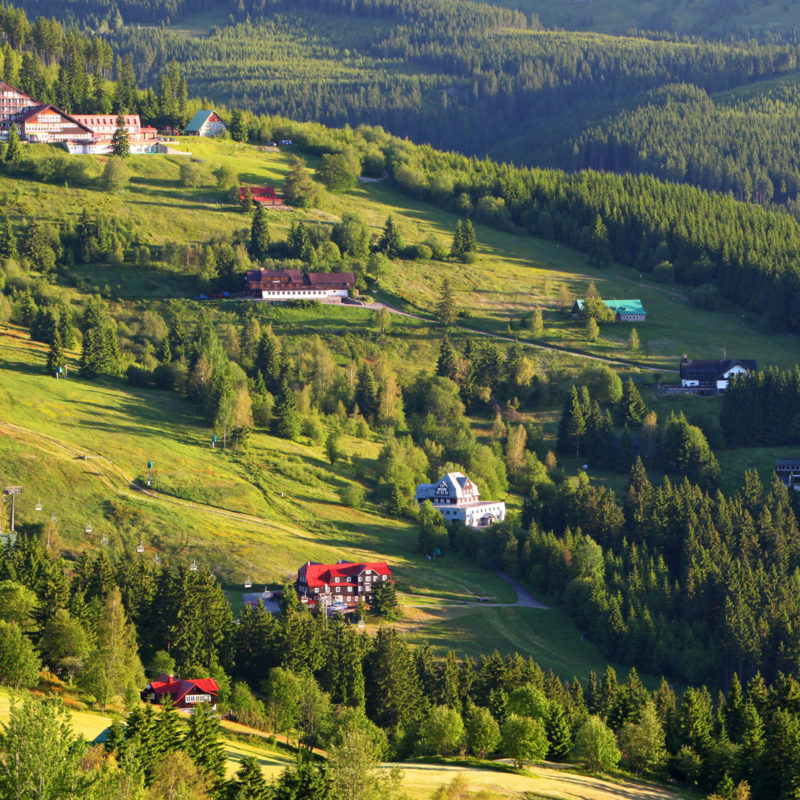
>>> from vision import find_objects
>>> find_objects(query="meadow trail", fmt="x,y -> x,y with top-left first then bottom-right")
0,420 -> 308,540
369,301 -> 677,373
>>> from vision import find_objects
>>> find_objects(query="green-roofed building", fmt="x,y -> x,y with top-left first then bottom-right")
572,298 -> 646,322
184,109 -> 227,137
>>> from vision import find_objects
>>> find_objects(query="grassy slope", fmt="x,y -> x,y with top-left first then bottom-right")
0,688 -> 692,799
2,137 -> 797,672
9,138 -> 798,373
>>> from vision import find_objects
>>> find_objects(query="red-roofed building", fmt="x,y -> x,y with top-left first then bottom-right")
142,675 -> 219,710
240,185 -> 283,206
244,268 -> 355,301
297,560 -> 392,609
72,114 -> 159,143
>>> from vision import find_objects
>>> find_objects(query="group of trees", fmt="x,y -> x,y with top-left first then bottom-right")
568,82 -> 800,214
556,377 -> 719,486
721,366 -> 800,447
9,518 -> 800,798
438,454 -> 800,693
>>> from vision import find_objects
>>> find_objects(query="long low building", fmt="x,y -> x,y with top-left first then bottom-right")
244,268 -> 355,300
415,471 -> 506,528
572,298 -> 646,322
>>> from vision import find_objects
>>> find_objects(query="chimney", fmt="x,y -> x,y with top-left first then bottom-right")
168,673 -> 174,683
681,354 -> 688,364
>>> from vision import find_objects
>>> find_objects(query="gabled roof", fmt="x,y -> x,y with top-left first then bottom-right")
680,358 -> 757,381
416,472 -> 479,501
149,677 -> 219,703
185,109 -> 226,133
298,560 -> 391,589
307,272 -> 355,286
0,81 -> 32,97
574,299 -> 646,315
244,268 -> 355,288
11,104 -> 93,133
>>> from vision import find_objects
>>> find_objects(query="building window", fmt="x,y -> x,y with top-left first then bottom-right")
335,577 -> 340,583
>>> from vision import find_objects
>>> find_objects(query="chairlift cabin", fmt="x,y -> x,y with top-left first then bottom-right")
136,541 -> 144,554
85,524 -> 93,534
244,577 -> 252,589
35,500 -> 42,511
100,535 -> 108,546
154,554 -> 161,565
189,560 -> 198,571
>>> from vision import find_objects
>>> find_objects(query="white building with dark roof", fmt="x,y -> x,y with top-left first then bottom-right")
415,472 -> 505,528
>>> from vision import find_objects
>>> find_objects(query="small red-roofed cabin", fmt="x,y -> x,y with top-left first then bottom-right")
240,186 -> 283,205
297,560 -> 392,609
142,674 -> 219,710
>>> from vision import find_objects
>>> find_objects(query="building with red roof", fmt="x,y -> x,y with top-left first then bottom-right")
141,674 -> 219,711
297,560 -> 392,609
240,185 -> 283,206
72,113 -> 159,143
244,268 -> 355,301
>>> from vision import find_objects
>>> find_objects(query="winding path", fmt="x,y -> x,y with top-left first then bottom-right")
368,300 -> 677,373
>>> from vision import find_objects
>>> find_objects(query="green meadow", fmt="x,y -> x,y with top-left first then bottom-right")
1,135 -> 796,675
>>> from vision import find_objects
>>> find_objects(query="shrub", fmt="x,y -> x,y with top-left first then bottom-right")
341,483 -> 366,509
403,243 -> 433,260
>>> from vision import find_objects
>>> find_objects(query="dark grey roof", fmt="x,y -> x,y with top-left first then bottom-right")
680,358 -> 757,382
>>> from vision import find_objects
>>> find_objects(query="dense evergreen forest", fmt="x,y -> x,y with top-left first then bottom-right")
8,0 -> 800,212
4,521 -> 800,800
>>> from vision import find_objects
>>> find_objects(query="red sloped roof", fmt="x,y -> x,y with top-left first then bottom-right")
149,677 -> 219,703
307,272 -> 355,286
300,561 -> 391,589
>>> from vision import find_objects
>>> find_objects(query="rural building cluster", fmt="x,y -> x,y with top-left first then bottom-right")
415,472 -> 506,527
0,82 -> 225,153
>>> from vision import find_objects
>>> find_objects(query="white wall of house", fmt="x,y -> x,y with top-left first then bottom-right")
200,120 -> 227,137
260,288 -> 348,300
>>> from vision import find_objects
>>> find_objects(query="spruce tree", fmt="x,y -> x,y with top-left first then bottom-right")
545,703 -> 573,761
229,109 -> 248,143
463,219 -> 477,253
184,701 -> 226,782
436,278 -> 458,329
436,336 -> 458,379
273,379 -> 300,440
4,124 -> 21,167
46,328 -> 66,376
230,755 -> 269,800
111,114 -> 130,157
249,203 -> 270,261
450,219 -> 465,259
0,212 -> 17,258
620,378 -> 647,425
378,215 -> 403,258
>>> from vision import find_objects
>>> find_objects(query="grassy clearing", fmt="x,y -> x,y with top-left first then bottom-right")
395,604 -> 639,684
8,138 -> 794,374
388,760 -> 691,800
